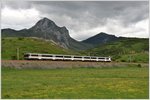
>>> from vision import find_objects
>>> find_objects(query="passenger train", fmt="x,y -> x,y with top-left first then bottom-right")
24,53 -> 111,62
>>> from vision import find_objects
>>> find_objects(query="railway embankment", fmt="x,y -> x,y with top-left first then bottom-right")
1,60 -> 148,69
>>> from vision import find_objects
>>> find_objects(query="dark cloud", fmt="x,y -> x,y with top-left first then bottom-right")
1,1 -> 149,41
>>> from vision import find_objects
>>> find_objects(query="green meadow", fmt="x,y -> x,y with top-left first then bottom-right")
2,66 -> 149,99
2,37 -> 149,63
84,38 -> 149,63
2,37 -> 77,60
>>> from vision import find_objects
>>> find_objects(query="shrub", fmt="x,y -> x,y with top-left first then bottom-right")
137,64 -> 142,68
11,56 -> 17,60
18,37 -> 24,40
132,60 -> 136,63
4,94 -> 10,98
113,55 -> 121,60
121,59 -> 126,62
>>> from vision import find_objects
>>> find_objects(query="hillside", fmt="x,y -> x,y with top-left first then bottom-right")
2,18 -> 92,50
2,37 -> 78,60
82,38 -> 149,63
82,32 -> 118,46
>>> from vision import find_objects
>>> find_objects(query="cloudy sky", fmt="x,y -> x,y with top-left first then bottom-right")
1,1 -> 149,41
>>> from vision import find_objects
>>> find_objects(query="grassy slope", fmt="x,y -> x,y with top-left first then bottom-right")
2,37 -> 77,60
82,38 -> 149,63
2,67 -> 149,99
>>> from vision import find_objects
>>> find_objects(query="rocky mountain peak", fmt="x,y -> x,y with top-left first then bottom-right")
30,17 -> 59,32
39,17 -> 56,26
99,32 -> 108,35
28,17 -> 72,48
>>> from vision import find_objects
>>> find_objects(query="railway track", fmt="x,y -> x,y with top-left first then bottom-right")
2,60 -> 148,69
1,60 -> 148,64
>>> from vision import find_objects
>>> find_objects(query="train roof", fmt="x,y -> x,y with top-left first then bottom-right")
24,53 -> 111,58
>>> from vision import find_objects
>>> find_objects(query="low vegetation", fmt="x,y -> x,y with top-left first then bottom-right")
83,38 -> 149,63
2,37 -> 149,63
2,37 -> 78,60
2,66 -> 149,99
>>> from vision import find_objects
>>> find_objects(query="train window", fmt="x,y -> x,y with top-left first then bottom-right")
91,57 -> 96,59
74,56 -> 82,58
31,54 -> 39,56
56,56 -> 63,57
98,57 -> 103,59
84,57 -> 90,59
98,57 -> 105,59
64,56 -> 71,58
42,55 -> 53,57
24,54 -> 30,57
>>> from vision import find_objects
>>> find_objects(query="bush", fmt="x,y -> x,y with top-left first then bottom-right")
11,56 -> 17,60
113,55 -> 121,60
4,94 -> 10,98
137,64 -> 142,68
18,37 -> 24,40
121,59 -> 126,62
132,60 -> 136,63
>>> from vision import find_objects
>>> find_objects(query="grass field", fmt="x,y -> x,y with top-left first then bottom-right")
2,67 -> 149,99
2,37 -> 77,60
83,38 -> 149,63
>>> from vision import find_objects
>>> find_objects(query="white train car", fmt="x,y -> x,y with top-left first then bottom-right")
24,53 -> 111,62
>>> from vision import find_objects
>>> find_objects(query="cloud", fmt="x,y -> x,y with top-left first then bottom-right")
1,1 -> 32,9
2,6 -> 40,30
1,1 -> 149,41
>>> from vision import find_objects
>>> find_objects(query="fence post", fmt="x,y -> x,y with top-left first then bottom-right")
17,48 -> 19,60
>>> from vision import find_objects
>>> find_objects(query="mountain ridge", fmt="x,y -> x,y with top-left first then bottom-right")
2,17 -> 92,50
82,32 -> 119,46
2,17 -> 148,51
